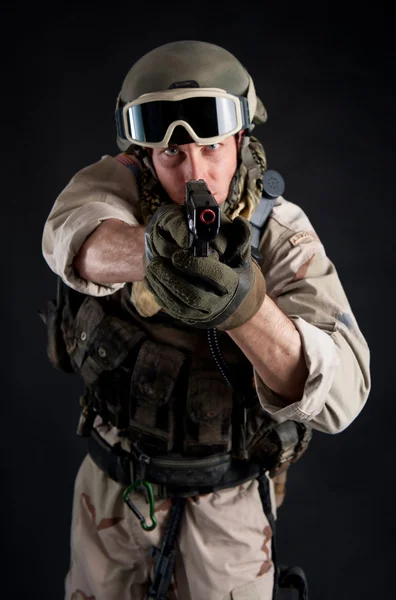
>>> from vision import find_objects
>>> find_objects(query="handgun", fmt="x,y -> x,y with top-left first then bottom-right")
184,179 -> 220,257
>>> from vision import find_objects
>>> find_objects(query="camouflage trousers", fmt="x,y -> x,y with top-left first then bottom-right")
65,454 -> 276,600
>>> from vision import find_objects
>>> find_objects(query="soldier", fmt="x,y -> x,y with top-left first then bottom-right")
41,40 -> 370,600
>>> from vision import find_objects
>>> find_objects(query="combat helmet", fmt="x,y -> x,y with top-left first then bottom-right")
115,40 -> 267,152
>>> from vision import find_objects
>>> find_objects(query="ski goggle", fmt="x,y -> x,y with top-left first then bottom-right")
115,87 -> 252,148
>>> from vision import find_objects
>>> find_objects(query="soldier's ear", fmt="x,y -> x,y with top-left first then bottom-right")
236,130 -> 245,152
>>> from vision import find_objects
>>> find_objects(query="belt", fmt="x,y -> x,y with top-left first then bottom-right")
88,428 -> 262,498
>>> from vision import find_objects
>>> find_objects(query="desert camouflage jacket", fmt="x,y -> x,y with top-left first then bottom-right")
42,155 -> 371,436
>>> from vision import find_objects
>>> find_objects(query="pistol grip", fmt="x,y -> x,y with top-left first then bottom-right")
193,240 -> 209,257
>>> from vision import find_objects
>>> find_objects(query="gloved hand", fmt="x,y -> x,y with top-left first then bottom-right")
144,203 -> 228,262
144,205 -> 266,330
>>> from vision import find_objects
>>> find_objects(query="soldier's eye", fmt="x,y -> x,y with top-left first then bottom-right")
164,147 -> 180,156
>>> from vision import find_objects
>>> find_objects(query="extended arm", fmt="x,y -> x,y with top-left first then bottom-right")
236,199 -> 371,434
42,155 -> 142,295
73,218 -> 145,284
228,295 -> 309,403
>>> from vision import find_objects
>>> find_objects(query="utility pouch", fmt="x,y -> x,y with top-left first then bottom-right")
72,296 -> 146,382
248,418 -> 313,478
71,295 -> 147,429
128,340 -> 187,453
39,277 -> 85,373
184,359 -> 233,456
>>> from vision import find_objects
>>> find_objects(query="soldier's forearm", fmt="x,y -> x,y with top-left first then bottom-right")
73,218 -> 146,284
227,294 -> 309,403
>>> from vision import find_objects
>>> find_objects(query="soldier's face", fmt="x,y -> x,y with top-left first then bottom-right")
151,133 -> 243,205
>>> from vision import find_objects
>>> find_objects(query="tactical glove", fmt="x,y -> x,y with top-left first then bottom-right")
144,203 -> 228,261
144,206 -> 266,330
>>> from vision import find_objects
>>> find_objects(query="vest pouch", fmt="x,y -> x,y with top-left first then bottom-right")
247,419 -> 313,477
184,360 -> 233,456
129,340 -> 187,453
71,296 -> 146,380
39,277 -> 85,373
70,295 -> 147,429
40,298 -> 75,373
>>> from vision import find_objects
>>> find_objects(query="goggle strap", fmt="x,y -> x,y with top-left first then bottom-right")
240,97 -> 251,129
115,106 -> 127,140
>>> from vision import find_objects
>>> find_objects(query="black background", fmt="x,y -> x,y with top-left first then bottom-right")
3,1 -> 394,598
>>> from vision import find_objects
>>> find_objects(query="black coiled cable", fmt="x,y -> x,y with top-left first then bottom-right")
207,327 -> 235,390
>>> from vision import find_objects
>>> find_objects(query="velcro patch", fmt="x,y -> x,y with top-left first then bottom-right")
289,231 -> 318,246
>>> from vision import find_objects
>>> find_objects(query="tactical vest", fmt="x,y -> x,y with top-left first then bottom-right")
41,171 -> 312,488
42,273 -> 312,484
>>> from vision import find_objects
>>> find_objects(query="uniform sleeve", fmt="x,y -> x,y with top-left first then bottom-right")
253,197 -> 371,434
42,155 -> 141,296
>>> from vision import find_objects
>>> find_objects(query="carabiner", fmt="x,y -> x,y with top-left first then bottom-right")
123,480 -> 157,531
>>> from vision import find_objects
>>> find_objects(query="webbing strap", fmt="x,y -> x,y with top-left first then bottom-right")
258,473 -> 279,599
148,497 -> 187,599
258,473 -> 309,599
250,197 -> 277,261
250,169 -> 285,261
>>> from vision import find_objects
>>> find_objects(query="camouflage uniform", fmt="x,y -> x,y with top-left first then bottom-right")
42,154 -> 370,600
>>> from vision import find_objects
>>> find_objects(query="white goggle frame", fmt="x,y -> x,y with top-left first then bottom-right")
115,76 -> 257,148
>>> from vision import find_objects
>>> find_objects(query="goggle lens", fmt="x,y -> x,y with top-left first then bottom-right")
126,97 -> 239,143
